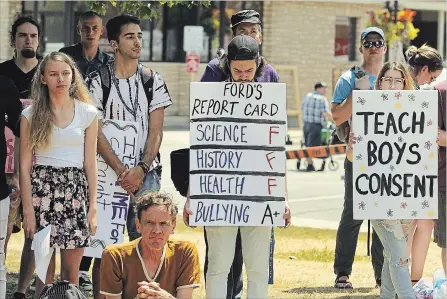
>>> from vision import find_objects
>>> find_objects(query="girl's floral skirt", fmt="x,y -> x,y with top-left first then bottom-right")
32,164 -> 90,249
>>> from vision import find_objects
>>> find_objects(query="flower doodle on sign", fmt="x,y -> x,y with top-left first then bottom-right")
421,101 -> 429,108
398,136 -> 404,143
423,164 -> 428,170
357,97 -> 366,105
387,209 -> 394,217
421,200 -> 429,209
424,141 -> 432,150
427,119 -> 433,126
356,154 -> 363,160
395,103 -> 402,109
356,135 -> 363,142
359,201 -> 366,210
411,211 -> 418,217
394,92 -> 402,99
390,165 -> 395,171
381,93 -> 389,101
408,94 -> 416,101
374,201 -> 379,207
401,202 -> 407,209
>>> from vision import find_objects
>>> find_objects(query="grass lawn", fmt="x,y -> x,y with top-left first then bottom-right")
5,219 -> 444,298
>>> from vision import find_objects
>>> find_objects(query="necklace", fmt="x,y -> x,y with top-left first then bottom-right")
111,64 -> 141,121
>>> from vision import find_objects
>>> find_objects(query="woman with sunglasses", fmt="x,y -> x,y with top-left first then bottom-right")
349,62 -> 416,298
405,44 -> 445,286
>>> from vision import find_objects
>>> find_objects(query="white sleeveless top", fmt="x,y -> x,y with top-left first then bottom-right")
22,99 -> 98,168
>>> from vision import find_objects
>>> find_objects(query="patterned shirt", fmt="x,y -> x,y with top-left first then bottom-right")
301,92 -> 329,125
86,63 -> 172,165
59,43 -> 113,79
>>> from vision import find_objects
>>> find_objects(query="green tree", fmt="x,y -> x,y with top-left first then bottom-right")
86,1 -> 210,20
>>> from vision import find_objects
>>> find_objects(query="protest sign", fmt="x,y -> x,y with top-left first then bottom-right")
189,82 -> 287,226
352,90 -> 438,220
5,99 -> 33,173
84,120 -> 138,258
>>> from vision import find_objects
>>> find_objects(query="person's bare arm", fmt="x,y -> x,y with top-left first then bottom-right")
438,129 -> 446,147
330,93 -> 352,125
142,108 -> 164,167
177,287 -> 194,299
19,116 -> 35,239
84,118 -> 99,236
119,108 -> 165,191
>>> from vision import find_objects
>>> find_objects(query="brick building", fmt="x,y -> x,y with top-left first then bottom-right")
0,1 -> 445,127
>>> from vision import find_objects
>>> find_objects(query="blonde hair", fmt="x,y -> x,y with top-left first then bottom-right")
375,62 -> 415,90
406,43 -> 444,75
29,52 -> 90,149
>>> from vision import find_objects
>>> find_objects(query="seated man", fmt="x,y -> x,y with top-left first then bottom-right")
100,191 -> 200,299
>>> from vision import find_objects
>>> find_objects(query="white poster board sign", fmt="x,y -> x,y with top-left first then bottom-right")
189,82 -> 287,226
84,120 -> 138,258
352,90 -> 438,220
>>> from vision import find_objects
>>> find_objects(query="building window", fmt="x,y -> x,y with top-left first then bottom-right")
335,16 -> 356,61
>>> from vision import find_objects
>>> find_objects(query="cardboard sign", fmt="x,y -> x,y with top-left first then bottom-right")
352,90 -> 438,220
84,120 -> 138,258
189,82 -> 287,226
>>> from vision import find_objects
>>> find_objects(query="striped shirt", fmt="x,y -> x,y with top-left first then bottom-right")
301,92 -> 329,125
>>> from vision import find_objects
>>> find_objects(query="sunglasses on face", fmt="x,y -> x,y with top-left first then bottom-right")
362,40 -> 385,49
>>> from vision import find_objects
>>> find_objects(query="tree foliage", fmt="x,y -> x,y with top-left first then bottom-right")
86,1 -> 211,20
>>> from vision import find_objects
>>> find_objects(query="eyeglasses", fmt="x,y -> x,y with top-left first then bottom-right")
381,77 -> 405,86
362,40 -> 385,49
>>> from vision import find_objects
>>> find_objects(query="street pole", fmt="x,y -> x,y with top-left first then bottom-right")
219,1 -> 226,49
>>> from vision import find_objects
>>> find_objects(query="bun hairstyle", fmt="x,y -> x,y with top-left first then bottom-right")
406,44 -> 444,75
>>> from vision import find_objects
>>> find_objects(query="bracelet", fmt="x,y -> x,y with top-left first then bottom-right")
137,161 -> 150,176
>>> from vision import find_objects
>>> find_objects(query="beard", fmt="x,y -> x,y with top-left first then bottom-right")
20,48 -> 36,58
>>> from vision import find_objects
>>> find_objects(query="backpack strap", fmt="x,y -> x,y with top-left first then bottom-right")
139,64 -> 154,107
99,64 -> 112,111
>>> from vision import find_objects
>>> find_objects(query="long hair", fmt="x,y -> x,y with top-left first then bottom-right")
29,52 -> 90,150
406,43 -> 444,75
375,62 -> 414,90
220,56 -> 267,81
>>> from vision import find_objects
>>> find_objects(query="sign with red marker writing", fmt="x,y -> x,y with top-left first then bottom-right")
189,82 -> 287,226
352,90 -> 438,220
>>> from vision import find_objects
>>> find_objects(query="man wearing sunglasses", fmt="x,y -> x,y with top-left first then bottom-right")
330,27 -> 387,290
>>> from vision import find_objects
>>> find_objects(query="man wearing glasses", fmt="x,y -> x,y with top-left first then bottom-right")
330,27 -> 387,289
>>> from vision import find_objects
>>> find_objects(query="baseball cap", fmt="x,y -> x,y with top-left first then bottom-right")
227,35 -> 259,61
231,10 -> 262,28
361,27 -> 385,41
314,82 -> 328,89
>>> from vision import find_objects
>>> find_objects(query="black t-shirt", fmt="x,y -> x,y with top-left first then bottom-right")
0,59 -> 38,99
0,75 -> 22,200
